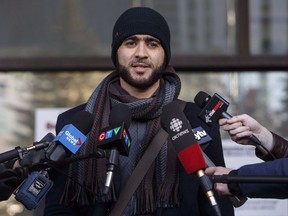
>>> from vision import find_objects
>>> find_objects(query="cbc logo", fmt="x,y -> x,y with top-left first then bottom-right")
169,118 -> 183,132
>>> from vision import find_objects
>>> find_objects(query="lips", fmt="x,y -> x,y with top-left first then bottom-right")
132,63 -> 149,68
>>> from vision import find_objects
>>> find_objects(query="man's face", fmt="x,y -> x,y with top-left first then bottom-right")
116,34 -> 166,90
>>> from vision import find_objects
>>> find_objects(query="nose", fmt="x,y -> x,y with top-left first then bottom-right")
135,42 -> 148,59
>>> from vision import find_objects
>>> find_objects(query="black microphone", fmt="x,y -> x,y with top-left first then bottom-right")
194,91 -> 262,146
96,104 -> 132,195
192,126 -> 218,165
211,174 -> 288,184
14,110 -> 94,210
19,133 -> 56,167
0,133 -> 55,163
0,133 -> 55,202
45,111 -> 94,161
192,126 -> 216,166
192,126 -> 212,150
161,101 -> 222,216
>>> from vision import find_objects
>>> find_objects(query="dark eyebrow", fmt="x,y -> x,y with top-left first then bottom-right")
125,35 -> 161,43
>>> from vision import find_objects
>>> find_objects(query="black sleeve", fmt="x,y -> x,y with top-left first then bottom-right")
227,170 -> 244,197
0,162 -> 20,201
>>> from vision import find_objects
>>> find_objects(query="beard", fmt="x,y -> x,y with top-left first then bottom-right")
116,62 -> 165,90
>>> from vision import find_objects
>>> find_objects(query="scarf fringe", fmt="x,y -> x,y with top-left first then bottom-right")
137,184 -> 156,215
157,181 -> 180,208
60,159 -> 117,206
135,181 -> 180,215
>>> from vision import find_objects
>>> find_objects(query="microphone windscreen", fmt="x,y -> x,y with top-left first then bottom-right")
109,104 -> 131,128
194,91 -> 211,108
161,101 -> 207,174
71,111 -> 94,135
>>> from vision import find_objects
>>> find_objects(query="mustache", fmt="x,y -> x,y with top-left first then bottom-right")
129,59 -> 152,67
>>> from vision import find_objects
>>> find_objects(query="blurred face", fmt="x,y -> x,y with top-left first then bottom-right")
116,34 -> 165,91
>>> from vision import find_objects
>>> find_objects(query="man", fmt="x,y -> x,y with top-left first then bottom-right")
44,7 -> 234,216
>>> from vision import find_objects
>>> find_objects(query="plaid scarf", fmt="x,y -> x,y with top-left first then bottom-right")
61,65 -> 181,214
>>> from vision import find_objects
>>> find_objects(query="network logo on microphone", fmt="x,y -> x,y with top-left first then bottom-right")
204,100 -> 224,123
98,126 -> 130,146
98,127 -> 120,141
198,93 -> 230,126
97,123 -> 131,156
53,124 -> 87,154
169,118 -> 189,141
170,118 -> 183,132
192,127 -> 208,141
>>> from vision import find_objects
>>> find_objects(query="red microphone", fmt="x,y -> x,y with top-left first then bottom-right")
161,101 -> 222,216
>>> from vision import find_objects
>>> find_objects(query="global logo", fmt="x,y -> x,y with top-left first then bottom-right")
170,118 -> 183,132
65,131 -> 82,146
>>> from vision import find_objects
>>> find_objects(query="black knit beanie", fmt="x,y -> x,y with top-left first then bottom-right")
111,7 -> 171,67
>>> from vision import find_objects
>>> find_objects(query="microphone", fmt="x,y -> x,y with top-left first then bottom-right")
14,110 -> 94,210
211,174 -> 288,184
96,104 -> 131,195
96,104 -> 131,157
19,133 -> 56,167
0,133 -> 55,202
192,126 -> 247,207
194,91 -> 261,146
14,170 -> 53,210
192,126 -> 211,150
161,101 -> 222,216
45,110 -> 94,161
0,133 -> 55,163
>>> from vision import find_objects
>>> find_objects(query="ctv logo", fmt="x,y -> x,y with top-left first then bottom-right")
194,130 -> 207,141
98,126 -> 121,141
122,128 -> 131,147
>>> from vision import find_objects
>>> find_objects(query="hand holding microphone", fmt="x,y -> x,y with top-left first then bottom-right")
205,167 -> 232,196
194,91 -> 261,146
218,114 -> 275,156
192,126 -> 247,207
194,91 -> 276,158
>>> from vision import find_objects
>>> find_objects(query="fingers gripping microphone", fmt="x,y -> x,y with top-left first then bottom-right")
14,111 -> 93,210
194,91 -> 261,146
161,101 -> 222,216
96,104 -> 132,195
